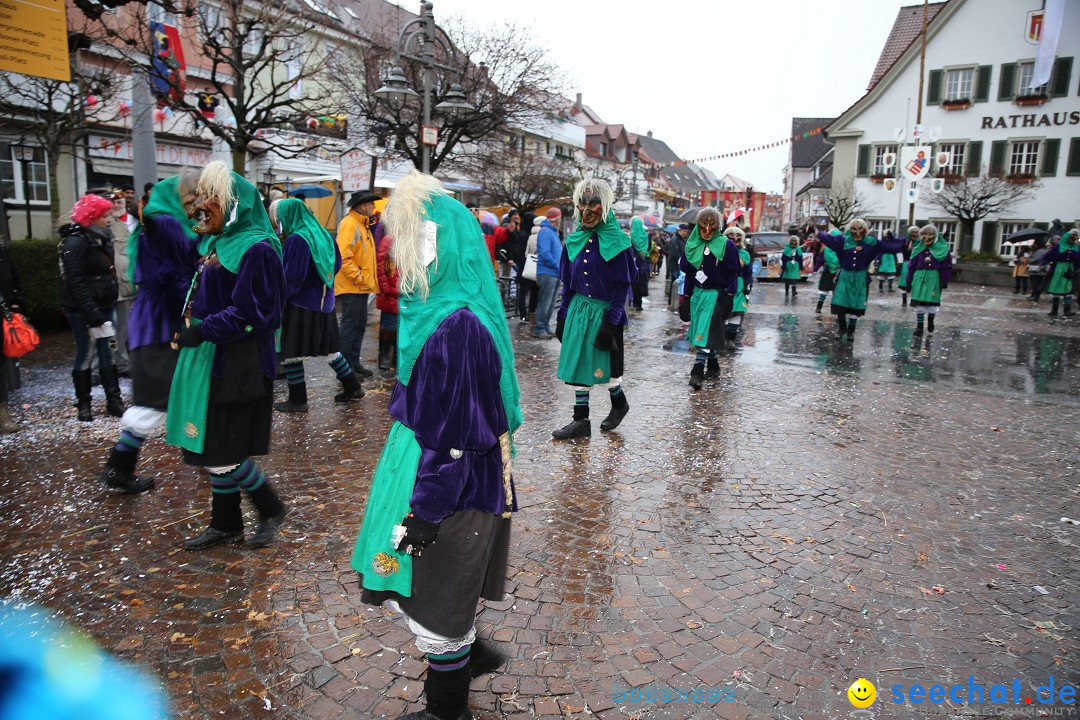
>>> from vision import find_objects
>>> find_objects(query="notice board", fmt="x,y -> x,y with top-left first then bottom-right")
0,0 -> 70,82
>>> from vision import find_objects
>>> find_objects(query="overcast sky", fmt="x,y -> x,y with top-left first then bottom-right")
412,0 -> 921,193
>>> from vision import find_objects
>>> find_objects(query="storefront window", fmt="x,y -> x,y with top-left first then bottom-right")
998,222 -> 1026,258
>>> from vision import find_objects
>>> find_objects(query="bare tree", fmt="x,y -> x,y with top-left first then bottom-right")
467,147 -> 577,211
0,54 -> 125,226
96,0 -> 339,174
335,17 -> 565,175
924,168 -> 1039,253
822,178 -> 876,229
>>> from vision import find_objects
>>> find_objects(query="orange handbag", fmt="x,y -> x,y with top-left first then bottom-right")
1,299 -> 39,358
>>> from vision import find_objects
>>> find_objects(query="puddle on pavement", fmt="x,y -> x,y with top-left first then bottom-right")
662,314 -> 1080,397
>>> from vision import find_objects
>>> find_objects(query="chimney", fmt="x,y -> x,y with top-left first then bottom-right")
575,93 -> 582,110
647,130 -> 653,138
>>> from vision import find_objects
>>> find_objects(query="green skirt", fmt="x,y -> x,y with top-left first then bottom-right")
897,261 -> 910,289
781,259 -> 801,280
732,278 -> 748,314
689,287 -> 720,348
351,421 -> 420,597
877,253 -> 897,274
557,294 -> 612,386
1046,262 -> 1075,296
165,319 -> 214,455
911,268 -> 942,305
831,269 -> 870,313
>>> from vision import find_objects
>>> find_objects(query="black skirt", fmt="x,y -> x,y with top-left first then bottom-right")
818,269 -> 836,292
361,511 -> 511,639
131,343 -> 180,410
183,376 -> 273,467
910,299 -> 941,308
279,303 -> 340,360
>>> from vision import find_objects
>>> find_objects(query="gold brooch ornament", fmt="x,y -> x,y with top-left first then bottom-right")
594,368 -> 604,378
372,552 -> 400,576
185,422 -> 198,438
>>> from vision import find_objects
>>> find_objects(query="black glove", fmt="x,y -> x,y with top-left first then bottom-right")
174,324 -> 204,348
555,319 -> 564,342
678,296 -> 691,322
745,284 -> 753,297
593,320 -> 618,351
396,513 -> 440,556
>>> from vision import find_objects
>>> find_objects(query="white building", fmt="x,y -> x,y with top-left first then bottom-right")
826,0 -> 1079,257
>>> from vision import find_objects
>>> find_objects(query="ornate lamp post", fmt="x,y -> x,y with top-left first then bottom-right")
10,142 -> 35,239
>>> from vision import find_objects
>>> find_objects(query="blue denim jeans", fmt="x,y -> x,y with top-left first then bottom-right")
337,293 -> 369,372
534,273 -> 559,334
67,309 -> 115,372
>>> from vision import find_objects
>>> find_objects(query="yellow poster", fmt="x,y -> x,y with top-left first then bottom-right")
0,0 -> 70,82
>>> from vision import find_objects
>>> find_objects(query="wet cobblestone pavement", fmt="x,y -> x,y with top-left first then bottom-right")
1,278 -> 1078,720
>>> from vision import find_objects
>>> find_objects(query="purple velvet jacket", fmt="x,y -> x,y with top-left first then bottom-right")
282,233 -> 343,313
190,241 -> 285,379
556,237 -> 636,326
388,309 -> 512,524
1041,243 -> 1080,273
679,239 -> 742,296
128,215 -> 199,351
904,247 -> 953,287
815,231 -> 904,271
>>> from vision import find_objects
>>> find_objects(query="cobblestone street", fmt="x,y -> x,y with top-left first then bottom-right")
1,278 -> 1078,720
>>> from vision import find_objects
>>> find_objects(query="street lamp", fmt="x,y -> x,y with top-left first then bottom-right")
10,143 -> 34,239
263,169 -> 277,194
372,1 -> 475,174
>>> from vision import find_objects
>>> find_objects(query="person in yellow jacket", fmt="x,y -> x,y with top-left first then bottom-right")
335,190 -> 380,377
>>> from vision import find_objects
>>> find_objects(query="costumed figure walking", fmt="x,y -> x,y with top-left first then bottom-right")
876,231 -> 900,293
376,229 -> 400,371
679,207 -> 740,389
99,172 -> 200,494
903,224 -> 953,336
813,218 -> 903,343
814,234 -> 840,314
271,198 -> 364,412
629,217 -> 651,311
780,235 -> 803,298
350,171 -> 523,720
166,162 -> 289,550
59,194 -> 125,421
552,179 -> 635,438
1041,228 -> 1080,317
896,225 -> 918,307
724,226 -> 753,342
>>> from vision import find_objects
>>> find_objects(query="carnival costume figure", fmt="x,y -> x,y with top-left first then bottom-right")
876,232 -> 900,293
350,171 -> 523,720
814,234 -> 841,314
781,235 -> 803,297
896,225 -> 918,307
903,224 -> 953,336
724,226 -> 753,342
629,216 -> 651,311
1041,228 -> 1080,317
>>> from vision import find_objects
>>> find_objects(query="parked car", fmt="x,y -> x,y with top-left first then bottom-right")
746,231 -> 814,280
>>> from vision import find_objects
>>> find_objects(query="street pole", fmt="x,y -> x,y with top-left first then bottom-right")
896,97 -> 911,234
131,67 -> 158,198
909,0 -> 929,227
420,1 -> 434,175
629,160 -> 638,216
19,160 -> 31,239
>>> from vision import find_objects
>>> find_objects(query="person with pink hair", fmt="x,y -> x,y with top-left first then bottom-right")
58,193 -> 124,421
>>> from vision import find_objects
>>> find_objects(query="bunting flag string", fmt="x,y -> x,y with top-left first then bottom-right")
654,125 -> 828,168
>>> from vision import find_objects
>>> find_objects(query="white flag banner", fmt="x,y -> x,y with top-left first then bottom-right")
931,178 -> 945,193
900,146 -> 931,180
1031,0 -> 1065,90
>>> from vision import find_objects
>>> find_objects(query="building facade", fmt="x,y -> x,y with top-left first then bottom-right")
827,0 -> 1079,256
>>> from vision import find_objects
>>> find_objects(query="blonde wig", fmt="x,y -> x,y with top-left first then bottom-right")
195,161 -> 236,211
920,223 -> 938,237
386,170 -> 447,299
846,218 -> 869,233
572,178 -> 615,221
723,224 -> 745,241
267,199 -> 282,229
696,206 -> 722,228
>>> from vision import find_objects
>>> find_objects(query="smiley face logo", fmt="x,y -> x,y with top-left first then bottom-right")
848,678 -> 876,708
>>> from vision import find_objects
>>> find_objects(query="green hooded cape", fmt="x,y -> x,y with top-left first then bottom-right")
197,171 -> 282,272
564,210 -> 631,262
629,217 -> 650,257
128,175 -> 199,284
910,235 -> 950,261
683,225 -> 727,269
277,198 -> 337,287
843,232 -> 879,250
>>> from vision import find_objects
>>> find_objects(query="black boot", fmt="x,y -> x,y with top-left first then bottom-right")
553,404 -> 590,439
396,664 -> 472,720
913,321 -> 924,337
846,318 -> 857,342
334,371 -> 365,403
600,390 -> 629,432
902,293 -> 908,307
249,498 -> 289,548
724,323 -> 738,343
100,447 -> 154,494
836,315 -> 847,340
927,314 -> 936,334
815,298 -> 824,314
469,638 -> 507,678
99,365 -> 125,418
185,491 -> 244,550
275,380 -> 309,412
72,369 -> 93,421
1064,302 -> 1076,318
689,362 -> 705,390
1048,298 -> 1059,316
377,330 -> 392,371
704,356 -> 720,380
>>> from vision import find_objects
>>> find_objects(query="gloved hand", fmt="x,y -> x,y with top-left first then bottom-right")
678,296 -> 691,322
174,323 -> 204,348
555,319 -> 564,342
395,513 -> 440,556
593,321 -> 618,351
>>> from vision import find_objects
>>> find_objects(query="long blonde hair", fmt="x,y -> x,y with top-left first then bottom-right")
386,170 -> 447,299
195,161 -> 236,211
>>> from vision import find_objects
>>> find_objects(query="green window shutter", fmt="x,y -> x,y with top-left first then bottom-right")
974,65 -> 992,102
856,144 -> 870,177
927,69 -> 943,105
1066,137 -> 1080,176
1033,222 -> 1049,231
966,141 -> 983,176
1050,56 -> 1072,97
998,63 -> 1016,101
981,221 -> 999,254
1041,138 -> 1060,177
989,140 -> 1007,176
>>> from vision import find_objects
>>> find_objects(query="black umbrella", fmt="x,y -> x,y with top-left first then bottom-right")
677,206 -> 706,223
1003,227 -> 1050,245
